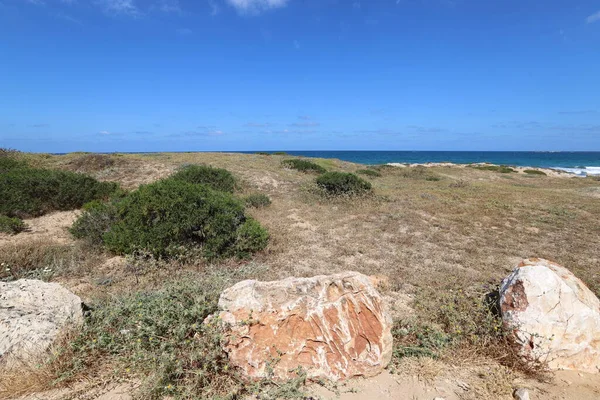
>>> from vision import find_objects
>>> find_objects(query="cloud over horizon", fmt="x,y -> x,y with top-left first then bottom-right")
226,0 -> 289,14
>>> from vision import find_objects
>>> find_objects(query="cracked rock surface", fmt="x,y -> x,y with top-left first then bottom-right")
212,271 -> 393,381
500,258 -> 600,373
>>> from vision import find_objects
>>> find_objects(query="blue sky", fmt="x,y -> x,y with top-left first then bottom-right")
1,0 -> 599,152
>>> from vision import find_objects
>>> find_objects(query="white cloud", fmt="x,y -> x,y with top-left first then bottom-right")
226,0 -> 289,14
97,0 -> 139,16
99,130 -> 111,135
587,10 -> 600,24
156,0 -> 180,13
208,0 -> 219,16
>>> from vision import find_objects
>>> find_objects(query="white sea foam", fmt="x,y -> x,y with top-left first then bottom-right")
553,167 -> 600,176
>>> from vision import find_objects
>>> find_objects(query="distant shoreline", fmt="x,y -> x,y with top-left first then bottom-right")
48,150 -> 600,176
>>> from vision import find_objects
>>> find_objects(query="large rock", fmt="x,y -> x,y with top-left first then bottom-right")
212,271 -> 393,381
0,279 -> 84,365
499,258 -> 600,373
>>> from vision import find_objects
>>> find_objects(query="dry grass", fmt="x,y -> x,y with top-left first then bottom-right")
4,152 -> 600,399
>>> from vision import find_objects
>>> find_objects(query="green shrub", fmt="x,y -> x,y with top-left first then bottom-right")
70,201 -> 118,246
244,193 -> 272,208
255,152 -> 271,156
0,215 -> 26,234
0,157 -> 28,173
281,159 -> 326,174
425,175 -> 441,181
97,179 -> 267,258
356,169 -> 381,177
315,172 -> 372,196
0,168 -> 118,218
233,218 -> 270,259
169,164 -> 236,193
523,169 -> 546,176
471,165 -> 515,173
60,279 -> 233,398
273,151 -> 288,155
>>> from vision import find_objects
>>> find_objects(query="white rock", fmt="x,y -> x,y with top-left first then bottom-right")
0,279 -> 83,366
499,258 -> 600,373
513,388 -> 530,400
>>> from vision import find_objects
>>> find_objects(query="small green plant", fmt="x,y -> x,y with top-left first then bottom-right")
169,164 -> 236,193
89,179 -> 268,258
244,193 -> 272,208
356,169 -> 381,177
281,159 -> 326,174
315,172 -> 372,196
255,152 -> 271,156
0,215 -> 27,234
0,168 -> 119,218
273,152 -> 288,155
425,175 -> 441,181
523,169 -> 546,176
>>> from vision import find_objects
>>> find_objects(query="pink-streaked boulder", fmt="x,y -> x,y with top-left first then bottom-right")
499,258 -> 600,373
212,271 -> 393,381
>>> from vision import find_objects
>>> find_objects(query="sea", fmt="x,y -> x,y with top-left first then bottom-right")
239,151 -> 600,176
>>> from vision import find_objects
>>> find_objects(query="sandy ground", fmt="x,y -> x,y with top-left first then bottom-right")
3,153 -> 600,400
385,162 -> 574,178
0,211 -> 79,247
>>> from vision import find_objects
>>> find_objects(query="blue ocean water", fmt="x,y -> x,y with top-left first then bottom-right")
241,151 -> 600,176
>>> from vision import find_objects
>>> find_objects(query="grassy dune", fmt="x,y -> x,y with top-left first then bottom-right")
2,151 -> 600,399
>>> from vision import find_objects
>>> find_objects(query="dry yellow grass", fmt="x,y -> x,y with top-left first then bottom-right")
3,152 -> 600,399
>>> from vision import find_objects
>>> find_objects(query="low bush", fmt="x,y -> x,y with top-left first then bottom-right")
50,274 -> 308,399
0,215 -> 26,235
93,179 -> 267,258
0,168 -> 119,218
273,151 -> 288,155
244,193 -> 272,208
70,200 -> 118,247
356,169 -> 381,177
471,165 -> 515,173
315,172 -> 372,196
169,164 -> 236,193
282,159 -> 326,174
523,169 -> 546,176
0,157 -> 28,173
255,152 -> 271,156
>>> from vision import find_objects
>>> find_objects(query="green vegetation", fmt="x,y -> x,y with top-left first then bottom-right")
315,172 -> 372,196
523,169 -> 547,176
169,164 -> 236,193
471,165 -> 516,173
255,152 -> 271,156
281,159 -> 326,174
0,167 -> 118,218
0,216 -> 26,235
355,169 -> 381,178
73,179 -> 268,259
273,151 -> 288,155
52,275 -> 308,399
244,193 -> 272,208
70,200 -> 119,247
